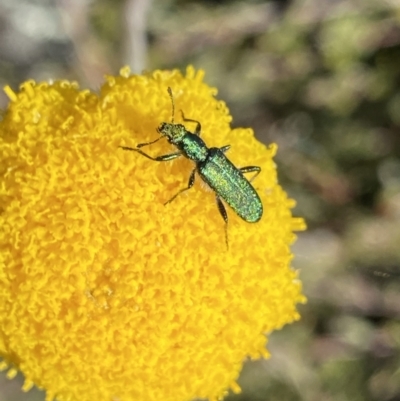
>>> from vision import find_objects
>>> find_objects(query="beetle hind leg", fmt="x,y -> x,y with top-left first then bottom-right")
240,165 -> 261,182
216,195 -> 229,251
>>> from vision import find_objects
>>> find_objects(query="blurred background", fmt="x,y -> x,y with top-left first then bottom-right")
1,0 -> 400,400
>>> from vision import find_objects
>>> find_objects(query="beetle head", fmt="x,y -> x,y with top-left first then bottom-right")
158,122 -> 186,144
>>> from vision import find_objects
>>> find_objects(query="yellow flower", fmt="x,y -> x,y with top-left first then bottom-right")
0,66 -> 306,401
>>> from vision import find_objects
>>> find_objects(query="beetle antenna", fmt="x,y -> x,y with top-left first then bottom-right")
167,87 -> 175,124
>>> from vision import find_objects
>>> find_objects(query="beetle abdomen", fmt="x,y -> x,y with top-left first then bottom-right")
198,148 -> 263,222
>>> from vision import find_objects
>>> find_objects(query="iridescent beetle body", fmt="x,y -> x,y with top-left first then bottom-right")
120,88 -> 263,248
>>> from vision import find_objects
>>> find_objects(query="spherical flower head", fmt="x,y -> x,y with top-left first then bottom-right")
0,66 -> 306,401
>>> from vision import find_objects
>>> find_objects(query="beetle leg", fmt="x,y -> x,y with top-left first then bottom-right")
220,145 -> 231,153
120,146 -> 182,162
240,165 -> 261,182
164,168 -> 196,205
216,195 -> 229,250
180,110 -> 202,136
136,136 -> 163,148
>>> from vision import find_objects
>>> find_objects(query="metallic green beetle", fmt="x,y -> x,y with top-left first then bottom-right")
120,88 -> 263,248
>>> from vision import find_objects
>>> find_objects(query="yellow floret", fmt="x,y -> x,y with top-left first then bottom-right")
0,66 -> 306,401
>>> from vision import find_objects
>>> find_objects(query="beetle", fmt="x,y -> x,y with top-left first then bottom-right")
120,87 -> 263,248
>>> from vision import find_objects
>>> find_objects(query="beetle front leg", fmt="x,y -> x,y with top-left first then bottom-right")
136,137 -> 163,149
164,168 -> 196,205
120,146 -> 182,162
180,111 -> 202,136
